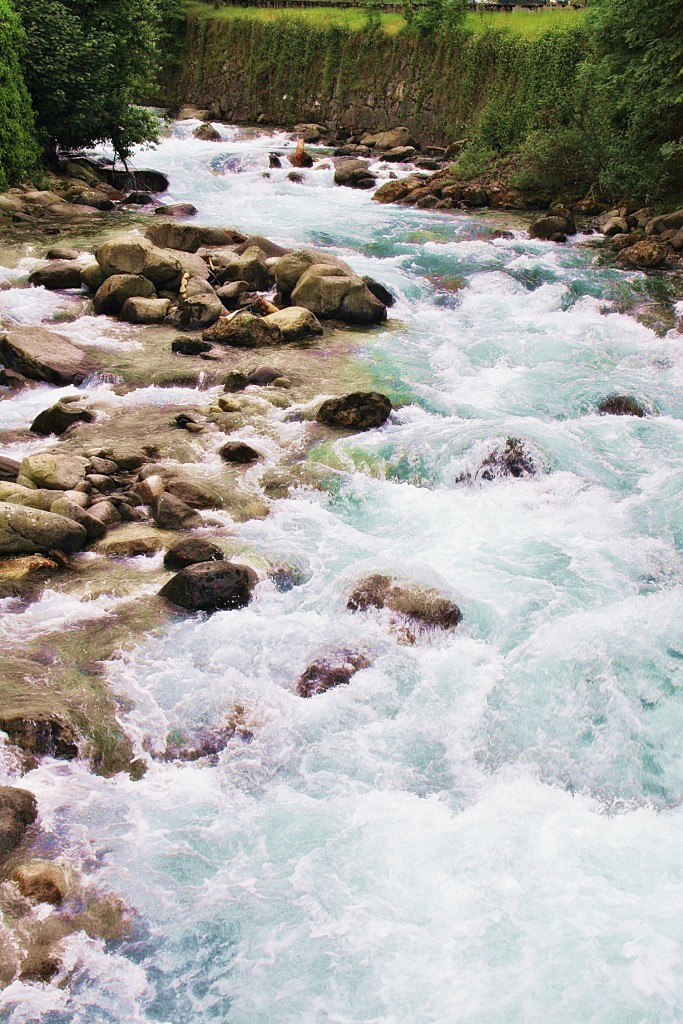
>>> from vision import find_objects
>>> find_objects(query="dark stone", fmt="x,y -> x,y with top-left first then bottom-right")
218,441 -> 261,464
172,336 -> 213,356
151,493 -> 203,530
362,276 -> 395,307
125,192 -> 155,205
296,651 -> 371,697
164,537 -> 225,570
347,574 -> 462,632
0,785 -> 38,857
475,437 -> 540,482
597,395 -> 646,417
287,172 -> 305,184
223,371 -> 249,392
269,153 -> 282,168
30,399 -> 94,436
317,392 -> 392,431
159,561 -> 256,612
154,202 -> 198,217
28,261 -> 83,290
0,716 -> 78,760
0,456 -> 20,481
247,365 -> 284,386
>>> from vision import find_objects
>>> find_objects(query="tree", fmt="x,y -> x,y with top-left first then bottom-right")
0,0 -> 40,188
13,0 -> 173,162
403,0 -> 467,38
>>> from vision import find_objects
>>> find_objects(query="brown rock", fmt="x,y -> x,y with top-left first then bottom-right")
317,392 -> 392,431
296,651 -> 370,697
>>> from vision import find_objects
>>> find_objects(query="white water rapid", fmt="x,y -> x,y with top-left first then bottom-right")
1,122 -> 682,1023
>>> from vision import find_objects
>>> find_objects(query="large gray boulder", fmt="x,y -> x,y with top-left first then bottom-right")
209,246 -> 274,290
317,391 -> 392,430
0,502 -> 87,554
94,235 -> 181,288
0,483 -> 68,511
334,159 -> 377,189
93,274 -> 156,315
17,452 -> 88,491
291,265 -> 387,324
360,127 -> 417,151
120,297 -> 171,324
28,260 -> 83,290
159,561 -> 256,612
0,326 -> 96,385
272,249 -> 356,300
203,311 -> 283,347
263,306 -> 323,342
168,290 -> 223,330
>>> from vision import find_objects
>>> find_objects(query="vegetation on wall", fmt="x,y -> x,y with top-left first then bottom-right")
0,0 -> 40,190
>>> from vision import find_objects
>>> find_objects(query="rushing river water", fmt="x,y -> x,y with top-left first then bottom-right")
1,122 -> 683,1023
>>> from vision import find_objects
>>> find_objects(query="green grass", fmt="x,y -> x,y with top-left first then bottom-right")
187,2 -> 586,35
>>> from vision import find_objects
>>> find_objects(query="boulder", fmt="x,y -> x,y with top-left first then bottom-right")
528,215 -> 576,240
96,525 -> 167,557
48,498 -> 106,542
334,159 -> 377,189
28,260 -> 83,290
317,391 -> 392,430
234,234 -> 291,259
0,715 -> 78,759
45,246 -> 79,260
18,452 -> 88,490
177,105 -> 210,121
0,502 -> 86,555
363,276 -> 395,307
126,191 -> 155,205
209,246 -> 274,290
172,336 -> 213,355
245,365 -> 289,387
165,478 -> 222,509
193,123 -> 221,142
272,248 -> 355,300
0,326 -> 95,385
0,456 -> 20,481
263,306 -> 323,342
0,786 -> 37,858
296,651 -> 371,697
644,208 -> 683,236
159,561 -> 256,612
93,273 -> 156,315
164,537 -> 225,570
381,146 -> 417,163
151,493 -> 203,530
347,574 -> 462,631
372,175 -> 426,205
216,280 -> 250,310
120,296 -> 171,324
291,265 -> 387,324
94,235 -> 181,288
617,240 -> 667,269
218,441 -> 261,464
80,262 -> 105,292
145,222 -> 204,253
87,500 -> 121,527
203,311 -> 283,347
0,482 -> 69,511
360,127 -> 417,151
597,395 -> 645,417
30,398 -> 94,436
602,216 -> 629,237
168,290 -> 223,330
11,861 -> 70,905
154,202 -> 198,218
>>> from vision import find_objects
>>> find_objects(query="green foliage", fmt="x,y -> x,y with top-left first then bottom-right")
0,0 -> 40,188
14,0 -> 167,161
403,0 -> 467,38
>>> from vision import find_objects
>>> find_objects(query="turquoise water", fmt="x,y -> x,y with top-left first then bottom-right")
1,123 -> 682,1022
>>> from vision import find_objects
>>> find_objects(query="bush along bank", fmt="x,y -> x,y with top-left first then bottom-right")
0,0 -> 40,191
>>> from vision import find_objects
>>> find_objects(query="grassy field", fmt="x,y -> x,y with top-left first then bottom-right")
187,2 -> 587,35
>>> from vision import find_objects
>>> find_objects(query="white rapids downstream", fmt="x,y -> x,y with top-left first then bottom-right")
1,121 -> 683,1023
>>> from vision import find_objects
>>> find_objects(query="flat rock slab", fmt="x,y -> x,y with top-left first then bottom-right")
0,326 -> 96,385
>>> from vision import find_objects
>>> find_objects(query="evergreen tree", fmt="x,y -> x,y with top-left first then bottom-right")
0,0 -> 40,188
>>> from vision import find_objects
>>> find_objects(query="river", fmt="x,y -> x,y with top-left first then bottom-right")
0,120 -> 682,1023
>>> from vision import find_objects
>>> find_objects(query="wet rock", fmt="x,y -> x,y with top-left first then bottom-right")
382,146 -> 417,163
216,280 -> 250,310
296,651 -> 371,697
49,498 -> 107,542
0,715 -> 79,759
177,105 -> 210,120
528,215 -> 576,240
151,493 -> 203,530
87,500 -> 121,527
203,311 -> 283,347
18,452 -> 88,490
0,456 -> 20,481
602,215 -> 630,238
234,234 -> 291,259
0,554 -> 60,596
80,261 -> 105,292
95,234 -> 181,288
223,371 -> 250,392
617,240 -> 667,269
0,786 -> 38,858
269,153 -> 282,168
92,273 -> 156,315
45,246 -> 79,260
263,306 -> 323,342
159,561 -> 256,612
473,437 -> 541,482
172,336 -> 213,355
247,365 -> 289,387
317,392 -> 392,431
96,525 -> 167,557
164,537 -> 224,570
30,398 -> 94,436
291,265 -> 387,324
193,122 -> 221,142
334,159 -> 377,189
87,457 -> 117,476
372,175 -> 426,205
11,861 -> 70,905
0,482 -> 70,511
218,441 -> 261,464
347,574 -> 462,633
209,245 -> 275,290
0,502 -> 87,555
597,395 -> 645,417
28,260 -> 83,290
361,127 -> 417,151
168,290 -> 223,330
120,296 -> 171,324
126,191 -> 155,205
287,171 -> 305,184
154,202 -> 197,217
362,276 -> 395,307
165,478 -> 222,510
0,325 -> 95,385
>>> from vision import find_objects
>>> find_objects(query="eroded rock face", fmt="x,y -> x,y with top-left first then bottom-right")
159,561 -> 256,612
0,716 -> 79,759
0,502 -> 87,555
11,861 -> 71,906
347,574 -> 462,634
296,651 -> 371,697
317,392 -> 392,430
0,326 -> 96,385
0,786 -> 38,858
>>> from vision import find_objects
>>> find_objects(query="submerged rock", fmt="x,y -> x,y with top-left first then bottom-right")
296,651 -> 371,697
159,561 -> 256,612
317,392 -> 392,431
218,441 -> 261,464
0,326 -> 95,385
597,395 -> 646,417
0,715 -> 79,759
347,574 -> 462,633
96,525 -> 167,558
193,123 -> 221,142
469,437 -> 542,482
151,493 -> 203,530
0,554 -> 61,597
0,785 -> 38,858
163,537 -> 224,570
